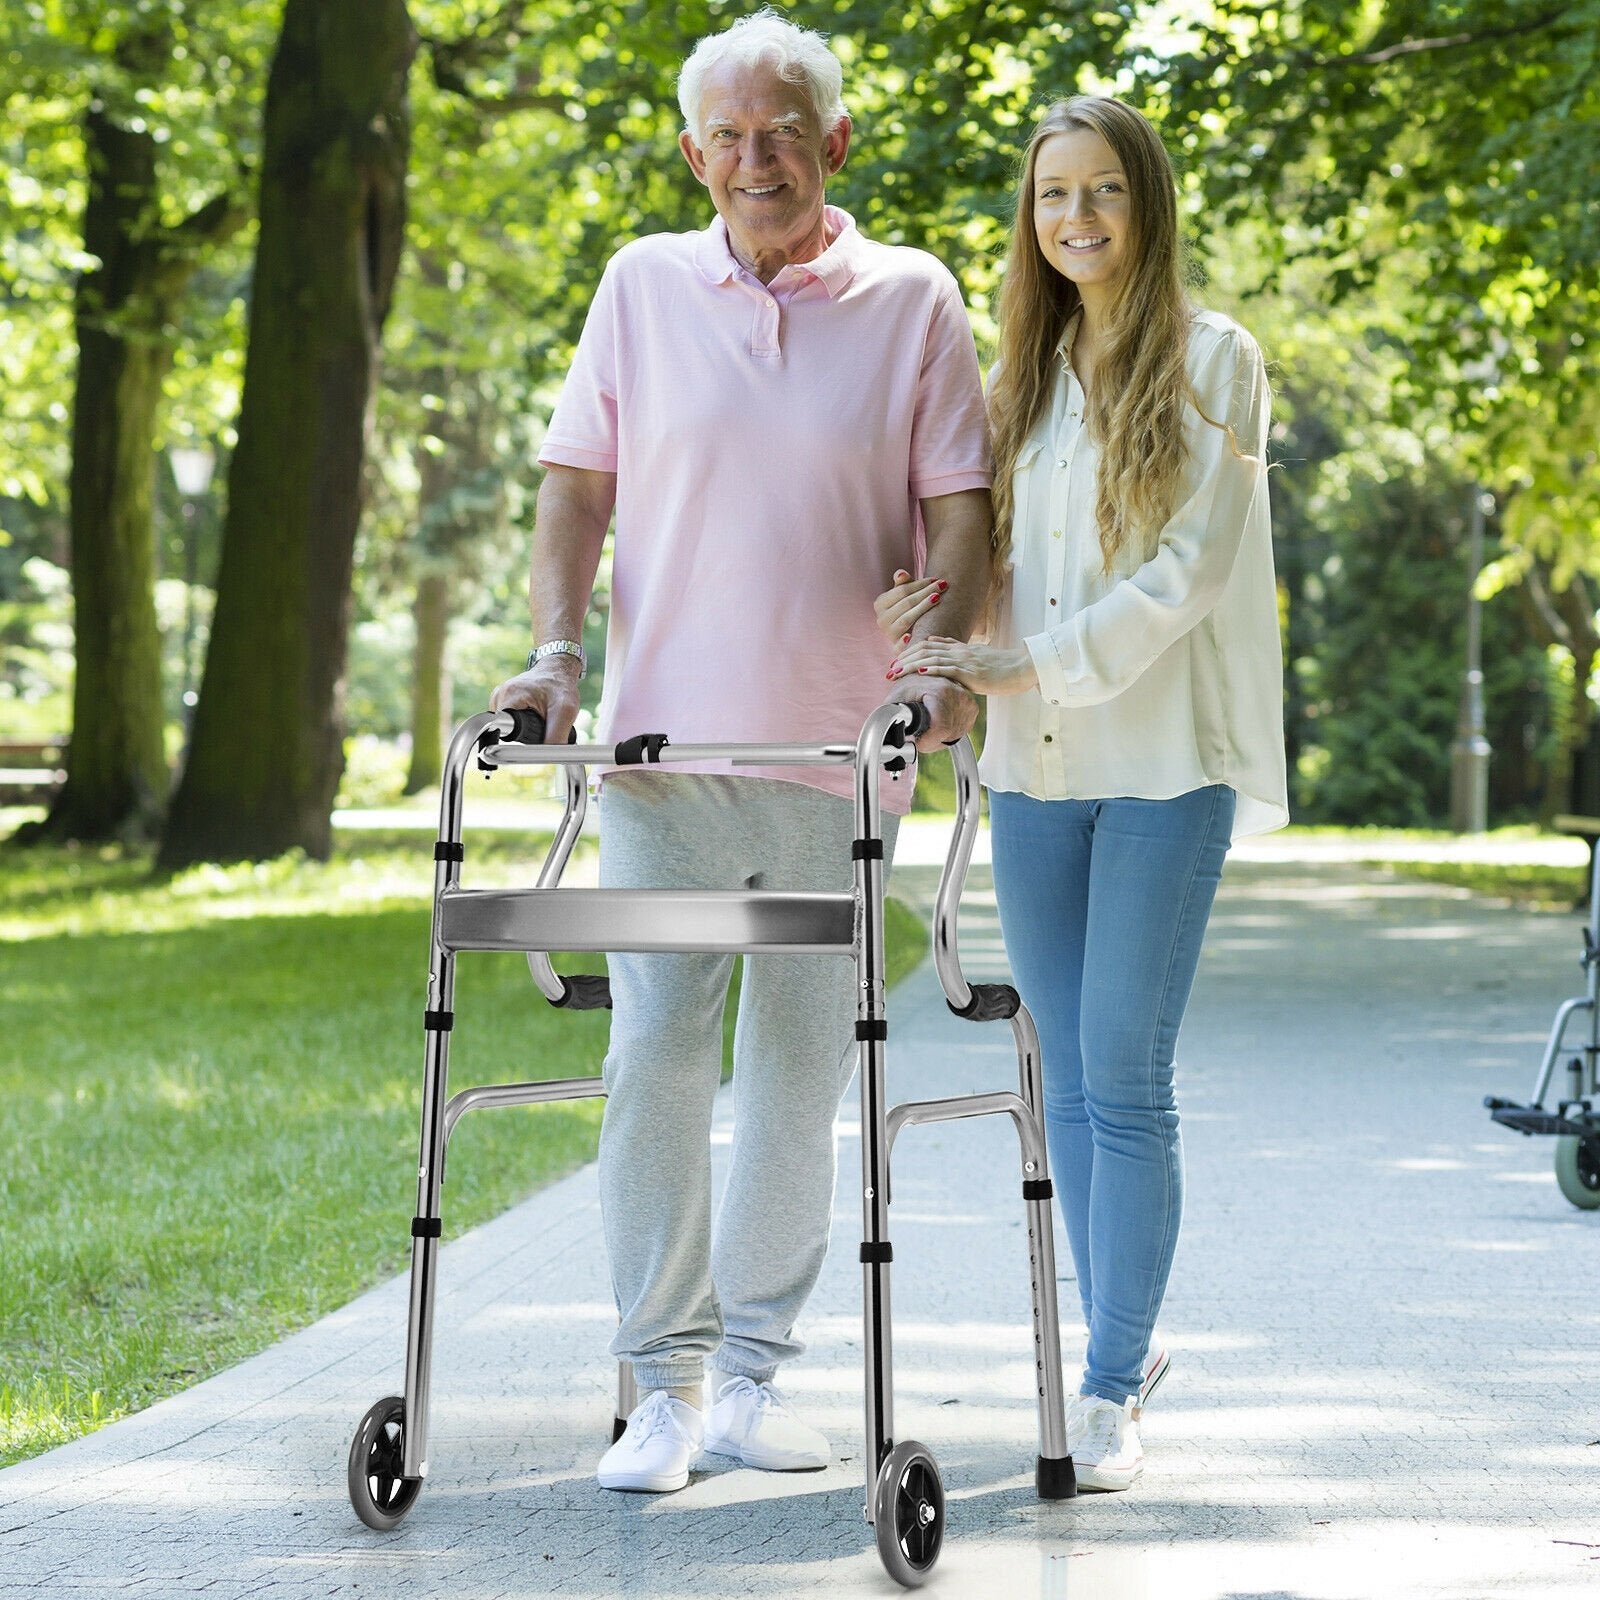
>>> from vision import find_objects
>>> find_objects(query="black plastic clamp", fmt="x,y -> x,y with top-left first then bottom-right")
859,1241 -> 894,1263
410,1217 -> 443,1239
1022,1178 -> 1054,1201
550,973 -> 614,1011
949,982 -> 1022,1022
851,838 -> 885,860
423,1009 -> 454,1032
433,840 -> 464,863
614,732 -> 670,765
855,1019 -> 888,1042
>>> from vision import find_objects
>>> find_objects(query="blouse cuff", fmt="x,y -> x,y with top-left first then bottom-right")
1024,631 -> 1068,707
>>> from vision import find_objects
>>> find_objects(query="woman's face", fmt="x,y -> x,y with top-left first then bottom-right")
1031,127 -> 1132,298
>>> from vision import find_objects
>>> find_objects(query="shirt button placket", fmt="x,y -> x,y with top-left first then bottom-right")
752,294 -> 781,359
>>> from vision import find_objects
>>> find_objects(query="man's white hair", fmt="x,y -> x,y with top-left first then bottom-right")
677,8 -> 847,142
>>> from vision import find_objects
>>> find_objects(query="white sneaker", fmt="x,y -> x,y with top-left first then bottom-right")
596,1391 -> 704,1492
1069,1395 -> 1143,1492
1135,1339 -> 1171,1418
703,1376 -> 830,1471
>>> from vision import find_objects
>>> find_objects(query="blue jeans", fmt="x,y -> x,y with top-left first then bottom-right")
988,785 -> 1235,1406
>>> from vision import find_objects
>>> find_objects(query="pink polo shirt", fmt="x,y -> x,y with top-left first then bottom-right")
537,206 -> 991,812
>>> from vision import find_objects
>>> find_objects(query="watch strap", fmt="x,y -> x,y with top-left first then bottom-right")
526,639 -> 587,678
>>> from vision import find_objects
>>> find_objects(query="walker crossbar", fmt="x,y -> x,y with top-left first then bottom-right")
346,701 -> 1074,1586
438,886 -> 857,954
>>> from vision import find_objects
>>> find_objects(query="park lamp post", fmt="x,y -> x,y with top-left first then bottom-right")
1450,484 -> 1492,833
168,443 -> 216,719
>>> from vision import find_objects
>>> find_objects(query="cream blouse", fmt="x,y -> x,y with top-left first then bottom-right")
978,309 -> 1289,839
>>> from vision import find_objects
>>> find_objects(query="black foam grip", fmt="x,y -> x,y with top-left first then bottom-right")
902,701 -> 932,738
614,732 -> 670,764
504,708 -> 547,745
551,973 -> 613,1011
1036,1454 -> 1077,1500
949,982 -> 1022,1022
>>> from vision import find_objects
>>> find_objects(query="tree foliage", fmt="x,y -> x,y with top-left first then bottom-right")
1158,0 -> 1599,558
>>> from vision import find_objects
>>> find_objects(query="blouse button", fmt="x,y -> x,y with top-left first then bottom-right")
1049,597 -> 1057,606
1043,734 -> 1054,744
1051,528 -> 1062,539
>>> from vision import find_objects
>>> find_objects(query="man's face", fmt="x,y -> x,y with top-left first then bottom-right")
679,60 -> 850,271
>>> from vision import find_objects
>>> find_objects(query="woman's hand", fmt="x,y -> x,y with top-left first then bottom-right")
874,569 -> 948,645
886,636 -> 1039,696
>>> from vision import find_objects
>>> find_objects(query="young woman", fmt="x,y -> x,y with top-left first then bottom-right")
883,96 -> 1288,1491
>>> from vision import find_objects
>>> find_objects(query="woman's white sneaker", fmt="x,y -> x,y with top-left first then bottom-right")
596,1391 -> 704,1492
1135,1340 -> 1171,1418
1068,1395 -> 1143,1492
703,1376 -> 830,1471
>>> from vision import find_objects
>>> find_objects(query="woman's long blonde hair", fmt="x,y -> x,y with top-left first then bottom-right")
988,97 -> 1198,590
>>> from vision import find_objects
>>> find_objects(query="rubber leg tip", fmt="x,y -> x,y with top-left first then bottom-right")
1037,1453 -> 1077,1499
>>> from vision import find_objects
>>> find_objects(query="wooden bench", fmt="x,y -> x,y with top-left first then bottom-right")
1552,814 -> 1600,899
0,739 -> 67,805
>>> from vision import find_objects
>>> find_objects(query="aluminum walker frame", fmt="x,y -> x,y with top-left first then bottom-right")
346,701 -> 1074,1586
1485,848 -> 1600,1210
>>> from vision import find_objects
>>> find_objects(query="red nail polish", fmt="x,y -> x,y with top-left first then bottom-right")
929,593 -> 941,605
937,580 -> 949,590
917,666 -> 928,673
901,634 -> 911,645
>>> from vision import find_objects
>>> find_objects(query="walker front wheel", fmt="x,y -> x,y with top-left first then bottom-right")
348,1395 -> 423,1530
1555,1134 -> 1600,1210
873,1441 -> 945,1587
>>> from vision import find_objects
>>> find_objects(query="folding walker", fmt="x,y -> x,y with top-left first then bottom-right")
345,701 -> 1075,1586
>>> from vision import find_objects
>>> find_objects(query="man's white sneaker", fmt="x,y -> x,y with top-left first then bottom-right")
703,1376 -> 830,1471
1069,1395 -> 1143,1492
596,1391 -> 704,1492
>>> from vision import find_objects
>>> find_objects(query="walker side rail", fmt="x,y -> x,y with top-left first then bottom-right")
346,702 -> 1073,1588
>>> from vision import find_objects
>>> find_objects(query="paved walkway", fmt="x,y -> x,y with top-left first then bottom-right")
3,850 -> 1598,1599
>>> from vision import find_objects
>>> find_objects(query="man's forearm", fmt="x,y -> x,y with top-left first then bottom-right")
916,487 -> 992,643
528,465 -> 615,644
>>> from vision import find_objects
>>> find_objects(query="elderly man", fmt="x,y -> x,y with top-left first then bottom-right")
491,10 -> 991,1494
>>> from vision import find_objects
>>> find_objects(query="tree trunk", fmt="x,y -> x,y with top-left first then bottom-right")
404,568 -> 450,793
31,110 -> 183,843
159,0 -> 416,868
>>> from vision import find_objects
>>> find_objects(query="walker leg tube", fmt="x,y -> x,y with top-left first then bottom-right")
854,742 -> 894,1520
401,989 -> 453,1480
613,1362 -> 637,1442
1014,1007 -> 1072,1493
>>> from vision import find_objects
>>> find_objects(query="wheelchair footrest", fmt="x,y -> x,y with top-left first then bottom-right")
1485,1098 -> 1599,1138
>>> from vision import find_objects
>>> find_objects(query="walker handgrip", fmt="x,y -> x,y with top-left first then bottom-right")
503,709 -> 547,745
551,974 -> 613,1011
948,982 -> 1022,1023
901,701 -> 932,739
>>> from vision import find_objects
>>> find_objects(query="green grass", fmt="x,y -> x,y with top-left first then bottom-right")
1381,859 -> 1587,910
0,831 -> 927,1467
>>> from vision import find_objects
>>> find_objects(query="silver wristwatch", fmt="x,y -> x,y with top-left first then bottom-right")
525,639 -> 587,678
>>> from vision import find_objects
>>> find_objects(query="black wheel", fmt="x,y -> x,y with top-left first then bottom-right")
1555,1134 -> 1600,1210
873,1440 -> 945,1587
348,1395 -> 423,1530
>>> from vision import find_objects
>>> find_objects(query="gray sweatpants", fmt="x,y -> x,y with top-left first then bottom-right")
598,772 -> 900,1390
